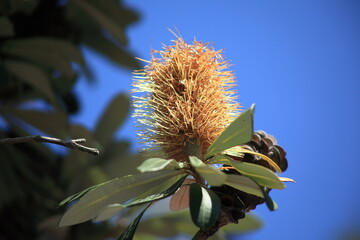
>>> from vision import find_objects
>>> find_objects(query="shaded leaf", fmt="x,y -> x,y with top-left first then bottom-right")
6,108 -> 68,138
205,104 -> 255,158
0,0 -> 39,15
0,17 -> 14,37
129,174 -> 184,203
117,204 -> 151,240
189,183 -> 220,230
95,175 -> 186,221
1,37 -> 84,63
137,158 -> 180,173
212,156 -> 285,189
94,203 -> 124,222
59,169 -> 184,226
4,48 -> 74,77
170,178 -> 196,211
83,32 -> 140,69
261,188 -> 278,211
4,60 -> 57,105
94,93 -> 130,147
189,156 -> 227,187
224,174 -> 263,198
72,0 -> 127,44
103,153 -> 142,179
121,175 -> 186,208
84,0 -> 139,28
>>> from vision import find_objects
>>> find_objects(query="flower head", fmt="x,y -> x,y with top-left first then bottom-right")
133,37 -> 240,162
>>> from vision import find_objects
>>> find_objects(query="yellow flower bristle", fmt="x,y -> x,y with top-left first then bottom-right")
133,37 -> 240,162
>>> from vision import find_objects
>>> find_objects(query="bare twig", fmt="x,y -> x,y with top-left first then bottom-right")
0,136 -> 99,155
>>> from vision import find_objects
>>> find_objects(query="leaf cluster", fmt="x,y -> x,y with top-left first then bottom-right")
0,0 -> 142,239
59,105 -> 293,239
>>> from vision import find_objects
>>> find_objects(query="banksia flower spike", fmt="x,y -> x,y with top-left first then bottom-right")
59,35 -> 292,240
133,37 -> 240,162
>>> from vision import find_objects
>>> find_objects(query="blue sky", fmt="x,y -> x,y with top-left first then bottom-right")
72,1 -> 360,239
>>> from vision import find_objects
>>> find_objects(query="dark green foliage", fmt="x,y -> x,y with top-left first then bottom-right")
0,0 -> 141,239
189,183 -> 221,231
117,204 -> 151,240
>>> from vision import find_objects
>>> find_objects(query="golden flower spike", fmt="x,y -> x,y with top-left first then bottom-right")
133,37 -> 240,162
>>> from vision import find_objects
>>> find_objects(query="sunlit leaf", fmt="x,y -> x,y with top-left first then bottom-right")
59,170 -> 184,226
170,178 -> 196,211
94,93 -> 130,147
117,204 -> 151,240
279,177 -> 296,183
137,158 -> 180,173
0,17 -> 14,37
189,156 -> 227,186
189,183 -> 220,230
4,60 -> 57,105
205,105 -> 255,158
232,161 -> 284,189
224,174 -> 263,198
234,148 -> 282,173
211,156 -> 285,189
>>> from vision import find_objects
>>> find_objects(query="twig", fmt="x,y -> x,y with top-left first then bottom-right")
0,136 -> 99,155
192,230 -> 209,240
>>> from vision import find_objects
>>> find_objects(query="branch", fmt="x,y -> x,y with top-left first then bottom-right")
0,136 -> 99,155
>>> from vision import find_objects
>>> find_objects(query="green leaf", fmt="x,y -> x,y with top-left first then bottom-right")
189,156 -> 227,187
261,188 -> 278,211
0,17 -> 14,37
137,158 -> 180,173
205,105 -> 255,158
122,175 -> 186,208
72,0 -> 127,44
232,161 -> 285,189
6,108 -> 68,138
94,204 -> 124,222
83,32 -> 140,69
224,174 -> 263,198
94,93 -> 130,147
58,185 -> 98,207
189,183 -> 220,230
117,204 -> 151,240
4,60 -> 57,105
95,175 -> 186,221
212,156 -> 285,189
59,169 -> 184,226
2,38 -> 84,62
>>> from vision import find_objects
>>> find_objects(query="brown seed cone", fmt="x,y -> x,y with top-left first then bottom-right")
240,130 -> 288,172
210,131 -> 288,223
